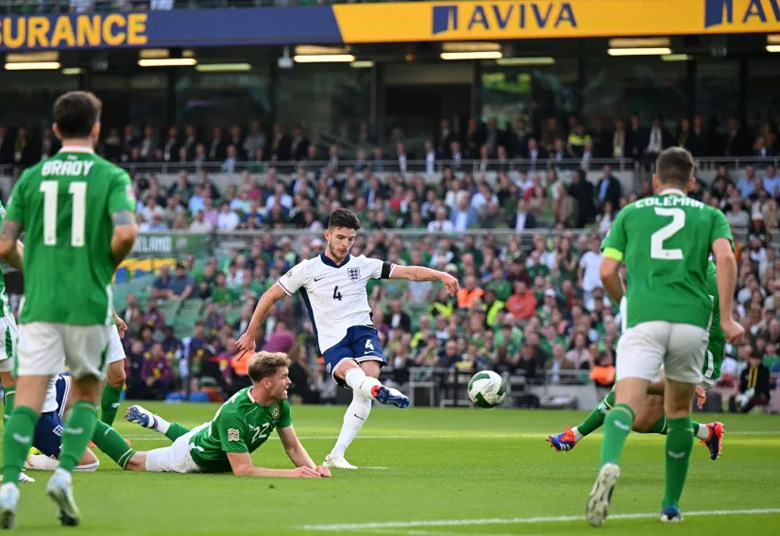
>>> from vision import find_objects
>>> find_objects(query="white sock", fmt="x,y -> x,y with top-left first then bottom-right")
26,454 -> 59,471
343,367 -> 382,400
695,423 -> 710,441
572,427 -> 584,442
53,468 -> 72,483
74,461 -> 99,472
330,393 -> 372,458
153,415 -> 171,435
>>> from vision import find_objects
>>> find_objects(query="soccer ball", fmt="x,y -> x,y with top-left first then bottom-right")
467,371 -> 506,408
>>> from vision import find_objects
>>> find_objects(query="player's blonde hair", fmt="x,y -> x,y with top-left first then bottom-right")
248,351 -> 291,383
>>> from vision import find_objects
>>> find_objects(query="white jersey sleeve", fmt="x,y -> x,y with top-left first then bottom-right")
360,255 -> 395,280
277,259 -> 311,296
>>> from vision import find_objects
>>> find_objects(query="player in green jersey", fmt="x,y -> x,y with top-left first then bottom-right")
548,262 -> 725,460
0,200 -> 35,484
0,91 -> 138,529
586,148 -> 743,526
89,352 -> 331,478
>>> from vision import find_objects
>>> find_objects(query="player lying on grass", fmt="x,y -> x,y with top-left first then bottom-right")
548,261 -> 725,460
237,208 -> 460,470
90,351 -> 331,478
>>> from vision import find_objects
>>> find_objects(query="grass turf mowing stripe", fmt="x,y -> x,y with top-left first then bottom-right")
301,508 -> 780,531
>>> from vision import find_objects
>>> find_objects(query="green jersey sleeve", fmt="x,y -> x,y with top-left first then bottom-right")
601,207 -> 628,261
107,171 -> 136,215
217,411 -> 249,454
709,209 -> 733,250
5,172 -> 27,224
278,401 -> 292,428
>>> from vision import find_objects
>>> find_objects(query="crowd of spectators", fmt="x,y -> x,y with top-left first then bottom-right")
2,115 -> 779,175
1,113 -> 778,410
111,192 -> 779,412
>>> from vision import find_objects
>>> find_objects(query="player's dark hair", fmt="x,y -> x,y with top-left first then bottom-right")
53,91 -> 102,138
248,352 -> 291,382
656,147 -> 695,188
329,208 -> 361,230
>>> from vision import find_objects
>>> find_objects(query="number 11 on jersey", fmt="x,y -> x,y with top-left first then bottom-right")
40,180 -> 87,247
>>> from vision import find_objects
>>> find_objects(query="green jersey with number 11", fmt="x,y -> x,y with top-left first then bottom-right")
5,148 -> 136,326
601,189 -> 732,330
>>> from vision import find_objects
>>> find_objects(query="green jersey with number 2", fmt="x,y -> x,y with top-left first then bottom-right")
189,387 -> 293,473
601,190 -> 732,330
5,149 -> 136,326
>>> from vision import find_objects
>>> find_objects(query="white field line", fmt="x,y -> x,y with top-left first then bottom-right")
119,430 -> 780,441
359,529 -> 543,536
301,508 -> 780,531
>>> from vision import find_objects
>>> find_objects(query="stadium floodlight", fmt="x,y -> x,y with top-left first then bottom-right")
293,54 -> 355,63
767,45 -> 780,53
138,58 -> 197,67
441,51 -> 503,60
5,62 -> 61,70
496,57 -> 555,66
6,51 -> 58,63
350,61 -> 374,69
662,54 -> 691,61
195,63 -> 252,72
61,68 -> 84,75
442,42 -> 501,52
607,47 -> 672,56
767,35 -> 780,44
609,37 -> 670,48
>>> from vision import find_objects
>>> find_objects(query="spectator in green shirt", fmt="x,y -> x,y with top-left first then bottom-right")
211,272 -> 239,306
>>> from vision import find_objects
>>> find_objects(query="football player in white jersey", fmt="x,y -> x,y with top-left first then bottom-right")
237,208 -> 459,469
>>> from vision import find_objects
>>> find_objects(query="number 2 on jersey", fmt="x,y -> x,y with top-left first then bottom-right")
650,207 -> 685,260
40,181 -> 87,247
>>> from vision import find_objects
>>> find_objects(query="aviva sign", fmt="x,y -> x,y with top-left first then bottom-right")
331,0 -> 780,43
704,0 -> 780,28
431,3 -> 577,35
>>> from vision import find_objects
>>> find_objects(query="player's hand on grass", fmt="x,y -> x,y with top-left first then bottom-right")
315,465 -> 332,478
695,385 -> 707,409
439,272 -> 460,296
721,318 -> 745,344
290,466 -> 321,478
236,332 -> 255,353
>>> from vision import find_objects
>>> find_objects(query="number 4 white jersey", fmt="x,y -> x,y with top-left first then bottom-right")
277,253 -> 395,353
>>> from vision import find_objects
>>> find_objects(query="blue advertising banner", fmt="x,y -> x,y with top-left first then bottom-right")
0,7 -> 342,51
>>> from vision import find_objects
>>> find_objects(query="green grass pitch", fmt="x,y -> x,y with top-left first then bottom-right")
8,404 -> 780,535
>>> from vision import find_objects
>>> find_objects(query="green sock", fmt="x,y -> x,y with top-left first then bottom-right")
692,421 -> 701,436
662,416 -> 694,509
1,405 -> 38,484
3,385 -> 15,422
577,390 -> 616,437
92,421 -> 136,469
58,400 -> 99,473
165,423 -> 191,442
600,404 -> 635,467
100,383 -> 124,426
645,415 -> 667,435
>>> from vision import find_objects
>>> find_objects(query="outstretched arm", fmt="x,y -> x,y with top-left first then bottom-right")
235,283 -> 287,351
278,425 -> 331,477
226,451 -> 322,478
391,265 -> 460,296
